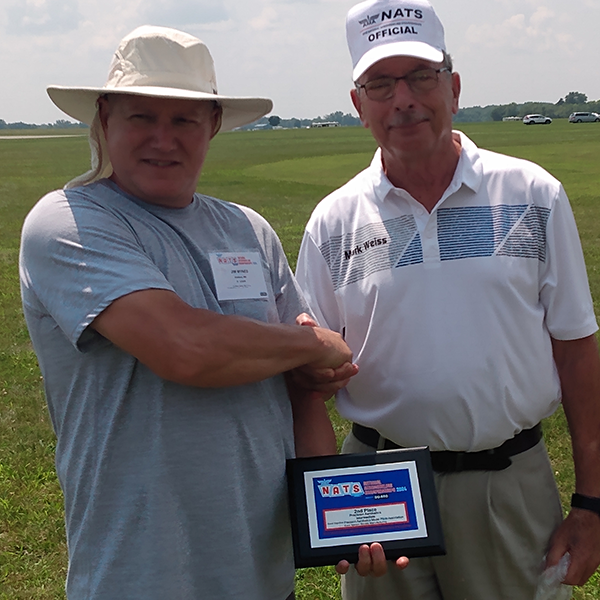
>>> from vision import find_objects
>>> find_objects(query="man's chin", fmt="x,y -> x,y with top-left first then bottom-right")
118,181 -> 194,208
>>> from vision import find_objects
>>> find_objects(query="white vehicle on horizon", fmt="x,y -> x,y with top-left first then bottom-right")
523,114 -> 552,125
568,112 -> 600,123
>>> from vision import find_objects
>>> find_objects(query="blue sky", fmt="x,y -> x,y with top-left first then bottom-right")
1,0 -> 599,124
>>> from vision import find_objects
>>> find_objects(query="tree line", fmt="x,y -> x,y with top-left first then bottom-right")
0,119 -> 86,130
3,93 -> 598,129
455,91 -> 600,123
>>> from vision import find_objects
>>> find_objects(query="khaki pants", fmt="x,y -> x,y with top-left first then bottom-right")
341,432 -> 568,600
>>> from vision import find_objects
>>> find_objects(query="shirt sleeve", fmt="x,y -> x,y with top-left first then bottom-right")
539,184 -> 598,340
20,189 -> 174,350
295,228 -> 343,334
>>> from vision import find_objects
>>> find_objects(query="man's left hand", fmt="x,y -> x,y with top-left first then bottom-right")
290,361 -> 358,397
546,507 -> 600,585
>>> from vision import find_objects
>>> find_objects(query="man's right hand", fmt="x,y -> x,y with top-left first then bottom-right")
291,313 -> 358,397
297,313 -> 352,369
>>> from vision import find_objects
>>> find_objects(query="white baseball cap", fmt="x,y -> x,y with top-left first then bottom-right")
346,0 -> 446,81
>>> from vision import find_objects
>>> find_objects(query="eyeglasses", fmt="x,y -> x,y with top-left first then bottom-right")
355,68 -> 451,102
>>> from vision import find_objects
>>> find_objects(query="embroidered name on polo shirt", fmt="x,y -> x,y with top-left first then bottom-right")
344,237 -> 388,260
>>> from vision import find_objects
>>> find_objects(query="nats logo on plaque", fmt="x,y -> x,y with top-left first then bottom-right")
305,461 -> 427,549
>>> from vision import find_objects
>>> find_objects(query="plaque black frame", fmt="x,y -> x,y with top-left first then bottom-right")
286,447 -> 445,569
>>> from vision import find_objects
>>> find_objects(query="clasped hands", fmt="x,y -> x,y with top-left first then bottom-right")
290,313 -> 358,400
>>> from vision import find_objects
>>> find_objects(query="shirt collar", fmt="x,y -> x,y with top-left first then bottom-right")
367,130 -> 483,205
453,130 -> 483,194
367,148 -> 395,203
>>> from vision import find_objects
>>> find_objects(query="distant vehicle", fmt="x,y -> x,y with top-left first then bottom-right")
523,114 -> 552,125
568,112 -> 600,123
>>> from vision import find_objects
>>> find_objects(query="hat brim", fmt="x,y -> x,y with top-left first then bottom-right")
353,41 -> 444,81
47,85 -> 273,132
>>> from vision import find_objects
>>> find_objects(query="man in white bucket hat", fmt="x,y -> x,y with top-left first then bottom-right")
296,0 -> 600,598
19,25 -> 359,600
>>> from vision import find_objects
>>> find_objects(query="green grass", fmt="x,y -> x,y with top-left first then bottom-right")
1,121 -> 600,598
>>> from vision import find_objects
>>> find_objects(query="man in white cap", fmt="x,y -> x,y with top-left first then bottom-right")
296,0 -> 600,598
19,26 -> 359,600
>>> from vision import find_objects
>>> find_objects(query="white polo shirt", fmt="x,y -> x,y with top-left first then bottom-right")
296,132 -> 597,452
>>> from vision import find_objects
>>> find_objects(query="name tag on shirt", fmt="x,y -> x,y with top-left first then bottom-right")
209,252 -> 269,301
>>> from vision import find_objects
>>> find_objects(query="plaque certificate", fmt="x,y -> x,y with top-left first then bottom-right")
286,448 -> 445,568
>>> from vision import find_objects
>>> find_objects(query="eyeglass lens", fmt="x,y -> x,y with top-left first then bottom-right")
363,69 -> 442,101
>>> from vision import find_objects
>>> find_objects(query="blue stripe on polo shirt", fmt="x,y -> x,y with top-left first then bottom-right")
396,233 -> 424,267
317,205 -> 550,290
438,205 -> 550,262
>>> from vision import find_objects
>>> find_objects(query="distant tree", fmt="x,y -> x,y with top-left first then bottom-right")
506,102 -> 519,117
7,122 -> 37,129
0,119 -> 6,129
324,111 -> 344,122
564,91 -> 587,104
340,113 -> 361,126
555,97 -> 564,106
322,111 -> 361,126
491,107 -> 503,121
268,115 -> 281,127
454,105 -> 496,123
53,119 -> 83,128
280,117 -> 311,128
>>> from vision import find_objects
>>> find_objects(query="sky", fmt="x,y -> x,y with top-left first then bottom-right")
1,0 -> 599,124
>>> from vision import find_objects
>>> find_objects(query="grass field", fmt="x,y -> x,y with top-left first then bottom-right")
1,119 -> 600,598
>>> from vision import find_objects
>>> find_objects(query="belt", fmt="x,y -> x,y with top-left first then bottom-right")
351,422 -> 543,472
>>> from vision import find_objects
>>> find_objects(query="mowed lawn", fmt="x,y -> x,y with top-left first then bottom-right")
1,119 -> 600,599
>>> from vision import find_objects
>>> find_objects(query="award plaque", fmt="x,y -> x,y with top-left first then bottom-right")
286,447 -> 445,568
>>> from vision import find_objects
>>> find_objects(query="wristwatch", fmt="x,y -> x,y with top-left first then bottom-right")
571,493 -> 600,517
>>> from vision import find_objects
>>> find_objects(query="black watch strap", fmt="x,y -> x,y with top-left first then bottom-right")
571,493 -> 600,517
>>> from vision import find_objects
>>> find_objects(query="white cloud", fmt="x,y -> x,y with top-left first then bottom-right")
6,0 -> 82,35
249,6 -> 280,31
141,0 -> 229,28
464,6 -> 577,54
529,5 -> 553,26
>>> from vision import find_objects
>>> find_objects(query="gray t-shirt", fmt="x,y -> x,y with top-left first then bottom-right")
20,180 -> 307,600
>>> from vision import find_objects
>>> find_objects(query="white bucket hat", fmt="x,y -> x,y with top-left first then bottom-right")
47,25 -> 273,187
346,0 -> 446,82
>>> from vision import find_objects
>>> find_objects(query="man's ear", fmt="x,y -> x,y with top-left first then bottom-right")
350,88 -> 369,129
451,72 -> 461,116
210,105 -> 223,139
97,96 -> 110,137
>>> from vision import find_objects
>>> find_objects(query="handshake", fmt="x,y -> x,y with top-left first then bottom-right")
290,313 -> 359,400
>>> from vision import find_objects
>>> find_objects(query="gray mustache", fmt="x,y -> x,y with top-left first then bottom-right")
388,112 -> 427,127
